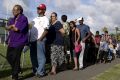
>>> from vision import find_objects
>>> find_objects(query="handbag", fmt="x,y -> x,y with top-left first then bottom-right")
74,42 -> 82,53
74,28 -> 82,53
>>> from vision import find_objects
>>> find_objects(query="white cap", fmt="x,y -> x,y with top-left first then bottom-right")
77,17 -> 84,21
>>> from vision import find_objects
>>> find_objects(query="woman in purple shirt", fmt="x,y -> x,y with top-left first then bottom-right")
6,5 -> 28,80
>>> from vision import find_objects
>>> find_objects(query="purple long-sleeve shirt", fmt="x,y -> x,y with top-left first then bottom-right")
7,14 -> 29,47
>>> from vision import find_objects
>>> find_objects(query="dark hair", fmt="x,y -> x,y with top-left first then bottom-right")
14,4 -> 23,14
61,15 -> 67,22
69,21 -> 76,27
50,12 -> 57,24
51,12 -> 57,17
96,31 -> 99,34
105,31 -> 108,33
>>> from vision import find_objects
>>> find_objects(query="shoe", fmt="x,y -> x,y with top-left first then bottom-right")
79,67 -> 84,70
35,73 -> 47,78
12,76 -> 18,80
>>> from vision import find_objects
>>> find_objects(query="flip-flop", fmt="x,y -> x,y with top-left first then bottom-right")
49,72 -> 56,75
73,68 -> 78,71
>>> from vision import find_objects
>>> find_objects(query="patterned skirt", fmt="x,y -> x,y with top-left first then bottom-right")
50,44 -> 65,66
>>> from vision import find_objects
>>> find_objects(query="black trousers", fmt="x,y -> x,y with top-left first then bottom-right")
29,41 -> 38,73
6,45 -> 24,78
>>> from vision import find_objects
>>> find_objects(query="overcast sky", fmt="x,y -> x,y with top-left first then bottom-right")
0,0 -> 120,34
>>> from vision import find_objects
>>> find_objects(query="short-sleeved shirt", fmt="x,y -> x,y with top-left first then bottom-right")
46,21 -> 64,45
32,16 -> 49,40
7,14 -> 29,47
77,24 -> 90,41
62,22 -> 70,36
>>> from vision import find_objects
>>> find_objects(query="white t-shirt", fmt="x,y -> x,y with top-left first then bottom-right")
30,16 -> 49,41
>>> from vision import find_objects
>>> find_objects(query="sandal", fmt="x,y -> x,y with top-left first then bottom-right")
49,72 -> 56,75
73,68 -> 78,71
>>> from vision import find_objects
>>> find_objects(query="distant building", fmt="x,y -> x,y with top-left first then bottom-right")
0,18 -> 7,27
0,18 -> 8,44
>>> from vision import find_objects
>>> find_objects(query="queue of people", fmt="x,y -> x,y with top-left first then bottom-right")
5,4 -> 120,80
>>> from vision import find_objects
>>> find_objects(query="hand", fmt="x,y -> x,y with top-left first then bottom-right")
11,25 -> 15,28
82,38 -> 86,43
38,38 -> 43,42
5,25 -> 13,30
74,41 -> 78,45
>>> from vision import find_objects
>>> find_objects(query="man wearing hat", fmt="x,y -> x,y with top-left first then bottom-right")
31,4 -> 49,77
77,17 -> 91,70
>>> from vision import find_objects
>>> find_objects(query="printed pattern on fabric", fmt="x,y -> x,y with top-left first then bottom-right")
50,45 -> 65,66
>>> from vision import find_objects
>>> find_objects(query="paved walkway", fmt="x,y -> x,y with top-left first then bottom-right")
25,59 -> 120,80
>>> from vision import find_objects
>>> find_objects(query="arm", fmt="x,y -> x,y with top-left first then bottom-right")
5,25 -> 13,30
38,29 -> 48,41
92,35 -> 97,46
6,24 -> 19,31
82,26 -> 92,42
76,28 -> 80,42
11,25 -> 19,31
14,16 -> 28,32
5,18 -> 14,31
82,32 -> 91,42
59,28 -> 65,36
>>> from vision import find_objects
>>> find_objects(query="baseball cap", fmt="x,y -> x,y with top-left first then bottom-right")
37,4 -> 46,10
77,17 -> 84,21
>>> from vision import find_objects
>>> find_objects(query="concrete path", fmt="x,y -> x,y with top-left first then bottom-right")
25,58 -> 120,80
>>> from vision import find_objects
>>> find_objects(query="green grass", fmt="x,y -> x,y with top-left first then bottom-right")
91,64 -> 120,80
0,44 -> 32,80
0,44 -> 51,80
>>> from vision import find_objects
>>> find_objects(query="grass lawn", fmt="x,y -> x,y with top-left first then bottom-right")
0,44 -> 32,80
91,64 -> 120,80
0,44 -> 51,80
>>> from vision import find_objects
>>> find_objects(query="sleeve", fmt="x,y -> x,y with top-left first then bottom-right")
15,16 -> 28,32
86,25 -> 90,33
56,21 -> 63,31
43,18 -> 49,30
7,18 -> 13,26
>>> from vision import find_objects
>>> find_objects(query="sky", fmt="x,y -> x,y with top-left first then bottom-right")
0,0 -> 120,34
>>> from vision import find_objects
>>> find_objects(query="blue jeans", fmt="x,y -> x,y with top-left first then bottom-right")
30,40 -> 38,73
36,40 -> 46,75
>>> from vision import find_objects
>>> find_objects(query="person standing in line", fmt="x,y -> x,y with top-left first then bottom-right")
32,4 -> 49,77
28,21 -> 38,75
76,17 -> 91,70
61,15 -> 71,65
6,5 -> 29,80
69,21 -> 80,71
95,31 -> 101,63
99,31 -> 110,63
48,12 -> 65,75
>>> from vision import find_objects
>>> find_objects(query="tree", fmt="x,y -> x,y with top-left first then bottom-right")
102,27 -> 108,32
